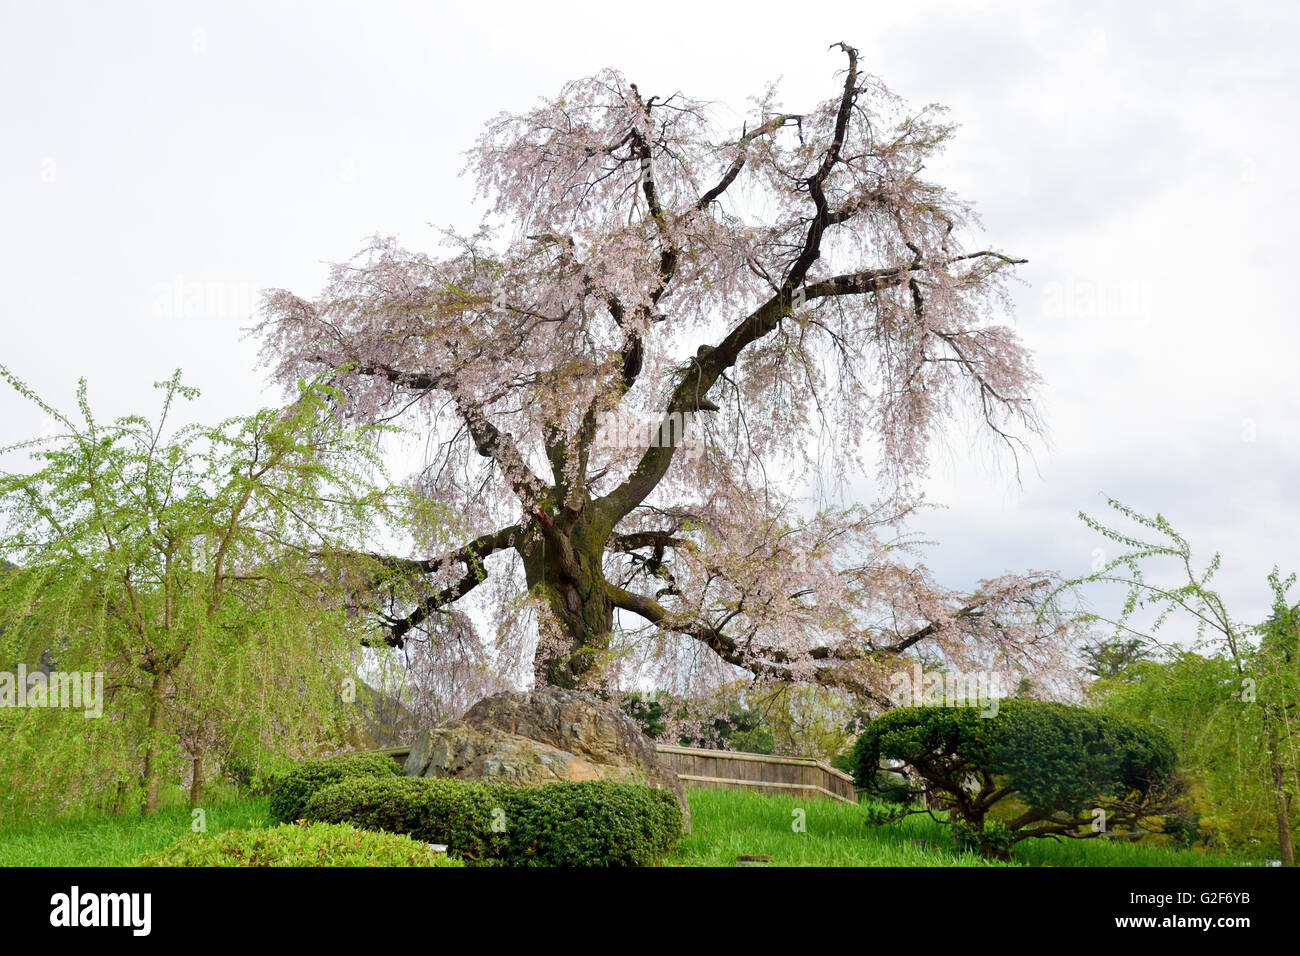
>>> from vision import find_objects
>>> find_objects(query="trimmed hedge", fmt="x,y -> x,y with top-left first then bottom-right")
847,700 -> 1183,858
849,700 -> 1178,815
136,821 -> 462,867
267,752 -> 403,824
304,776 -> 508,862
303,775 -> 684,866
502,779 -> 684,867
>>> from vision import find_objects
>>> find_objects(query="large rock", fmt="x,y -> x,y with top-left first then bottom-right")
404,687 -> 689,830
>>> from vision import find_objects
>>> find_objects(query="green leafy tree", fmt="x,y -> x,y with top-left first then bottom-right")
1255,587 -> 1300,862
1080,636 -> 1150,681
1066,498 -> 1300,864
1091,653 -> 1271,854
849,700 -> 1184,859
737,682 -> 862,760
0,366 -> 413,816
614,685 -> 775,753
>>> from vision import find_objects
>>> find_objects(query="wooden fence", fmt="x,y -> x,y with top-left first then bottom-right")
370,742 -> 858,804
654,745 -> 858,803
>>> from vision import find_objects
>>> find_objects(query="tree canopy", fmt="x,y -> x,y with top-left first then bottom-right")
256,42 -> 1073,702
850,700 -> 1183,858
1067,498 -> 1300,863
0,366 -> 410,814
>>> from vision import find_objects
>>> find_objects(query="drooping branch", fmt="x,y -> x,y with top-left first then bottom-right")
376,524 -> 521,647
254,46 -> 1055,697
696,113 -> 803,210
606,574 -> 1025,697
324,359 -> 550,507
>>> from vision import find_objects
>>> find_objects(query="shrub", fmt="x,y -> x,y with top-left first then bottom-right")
1163,809 -> 1202,849
304,775 -> 506,862
859,797 -> 910,827
951,819 -> 1013,857
500,780 -> 684,867
302,775 -> 684,866
848,700 -> 1184,859
267,752 -> 403,824
872,768 -> 915,804
136,821 -> 462,867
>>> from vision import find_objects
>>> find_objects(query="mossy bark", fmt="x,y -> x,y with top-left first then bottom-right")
521,514 -> 616,688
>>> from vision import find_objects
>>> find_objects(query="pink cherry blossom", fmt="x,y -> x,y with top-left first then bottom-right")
256,44 -> 1075,704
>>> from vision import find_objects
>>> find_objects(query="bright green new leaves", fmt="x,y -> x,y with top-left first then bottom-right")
1068,498 -> 1299,863
0,366 -> 418,817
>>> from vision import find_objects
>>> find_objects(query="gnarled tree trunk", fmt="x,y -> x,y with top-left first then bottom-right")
521,514 -> 616,688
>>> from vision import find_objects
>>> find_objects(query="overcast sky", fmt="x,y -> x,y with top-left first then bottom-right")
2,0 -> 1296,635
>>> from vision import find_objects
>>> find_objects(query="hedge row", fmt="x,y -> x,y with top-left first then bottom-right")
138,821 -> 463,867
267,752 -> 403,824
496,778 -> 683,867
304,776 -> 505,861
303,775 -> 684,867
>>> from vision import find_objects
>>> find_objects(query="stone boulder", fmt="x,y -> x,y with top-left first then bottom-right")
403,687 -> 689,829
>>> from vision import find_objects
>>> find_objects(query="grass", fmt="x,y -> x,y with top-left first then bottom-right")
670,788 -> 1000,866
669,788 -> 1265,867
0,785 -> 1268,867
0,795 -> 270,867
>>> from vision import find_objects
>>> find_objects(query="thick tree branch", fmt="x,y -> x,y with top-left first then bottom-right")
323,359 -> 549,506
376,524 -> 521,647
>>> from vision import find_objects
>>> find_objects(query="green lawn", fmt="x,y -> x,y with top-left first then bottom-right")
0,795 -> 271,867
0,786 -> 1266,867
670,788 -> 1001,866
669,788 -> 1262,867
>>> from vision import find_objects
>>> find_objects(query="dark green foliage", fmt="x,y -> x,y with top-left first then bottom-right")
1081,637 -> 1151,681
136,820 -> 461,867
300,773 -> 684,866
267,752 -> 402,824
951,819 -> 1013,856
616,691 -> 667,739
851,700 -> 1175,815
304,775 -> 507,862
991,701 -> 1176,815
501,780 -> 683,867
850,705 -> 999,795
848,700 -> 1182,857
